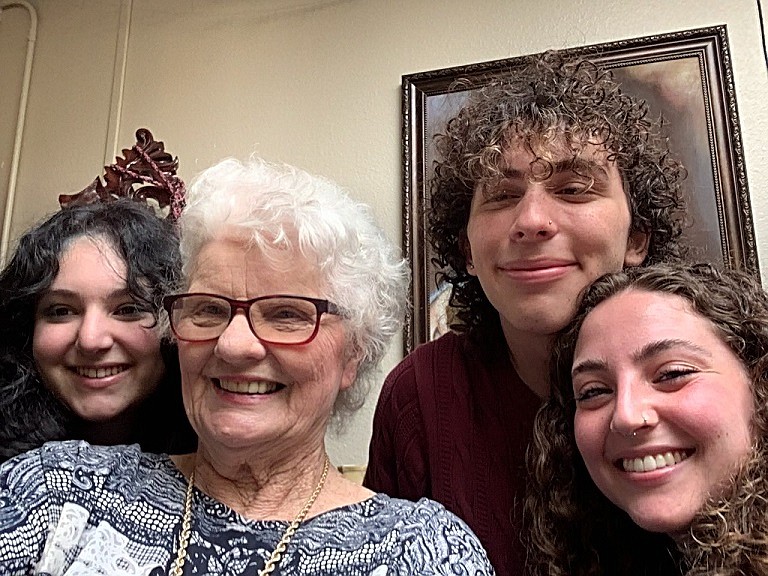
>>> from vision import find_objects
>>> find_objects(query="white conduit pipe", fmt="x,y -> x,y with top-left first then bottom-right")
0,0 -> 37,265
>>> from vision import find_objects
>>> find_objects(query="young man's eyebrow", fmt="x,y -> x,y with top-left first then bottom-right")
499,168 -> 526,179
551,157 -> 608,177
499,158 -> 610,179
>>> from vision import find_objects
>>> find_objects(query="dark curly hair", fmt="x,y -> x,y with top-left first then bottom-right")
429,50 -> 688,338
526,263 -> 768,575
0,200 -> 196,462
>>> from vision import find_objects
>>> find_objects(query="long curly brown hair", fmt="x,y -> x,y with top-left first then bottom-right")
429,50 -> 688,338
525,263 -> 768,575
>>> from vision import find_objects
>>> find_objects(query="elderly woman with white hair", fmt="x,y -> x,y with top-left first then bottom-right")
0,157 -> 494,575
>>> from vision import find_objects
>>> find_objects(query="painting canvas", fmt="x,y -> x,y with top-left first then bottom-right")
402,25 -> 755,352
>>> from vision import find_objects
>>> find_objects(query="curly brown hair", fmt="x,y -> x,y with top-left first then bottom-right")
525,263 -> 768,575
429,50 -> 688,337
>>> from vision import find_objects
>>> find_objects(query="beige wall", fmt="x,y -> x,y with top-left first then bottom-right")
2,0 -> 767,465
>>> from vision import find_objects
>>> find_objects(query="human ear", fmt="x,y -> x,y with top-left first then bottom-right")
460,233 -> 477,276
339,347 -> 362,391
624,228 -> 650,267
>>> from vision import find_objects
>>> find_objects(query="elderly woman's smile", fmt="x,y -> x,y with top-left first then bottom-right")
214,379 -> 283,395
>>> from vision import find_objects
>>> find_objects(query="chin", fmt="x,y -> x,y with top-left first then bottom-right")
78,409 -> 125,423
73,400 -> 134,423
628,511 -> 691,536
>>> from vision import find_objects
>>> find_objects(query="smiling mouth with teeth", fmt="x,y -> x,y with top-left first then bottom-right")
215,379 -> 284,395
621,450 -> 693,473
75,366 -> 127,379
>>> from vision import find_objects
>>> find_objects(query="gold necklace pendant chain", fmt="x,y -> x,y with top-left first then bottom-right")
170,456 -> 330,576
259,456 -> 329,575
169,465 -> 196,576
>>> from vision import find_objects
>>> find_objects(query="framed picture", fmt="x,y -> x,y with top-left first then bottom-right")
401,25 -> 756,353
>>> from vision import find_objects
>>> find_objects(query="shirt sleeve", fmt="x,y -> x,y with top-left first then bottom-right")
0,450 -> 50,575
364,354 -> 432,501
395,498 -> 496,575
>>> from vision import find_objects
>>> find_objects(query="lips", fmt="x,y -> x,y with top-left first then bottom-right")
504,258 -> 575,271
501,259 -> 576,282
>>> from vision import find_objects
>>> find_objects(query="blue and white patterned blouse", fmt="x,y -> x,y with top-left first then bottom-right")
0,441 -> 495,575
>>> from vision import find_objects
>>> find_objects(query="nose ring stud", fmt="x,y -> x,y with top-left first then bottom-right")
548,220 -> 552,225
642,413 -> 649,425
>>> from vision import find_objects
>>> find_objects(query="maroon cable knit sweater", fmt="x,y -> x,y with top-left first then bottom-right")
364,330 -> 541,576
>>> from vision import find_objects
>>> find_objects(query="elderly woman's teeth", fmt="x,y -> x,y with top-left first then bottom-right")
218,380 -> 279,394
622,451 -> 689,473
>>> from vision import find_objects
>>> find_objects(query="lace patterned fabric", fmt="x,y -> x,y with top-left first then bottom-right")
0,441 -> 494,575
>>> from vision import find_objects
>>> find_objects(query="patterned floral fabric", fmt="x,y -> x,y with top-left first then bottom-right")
0,441 -> 494,575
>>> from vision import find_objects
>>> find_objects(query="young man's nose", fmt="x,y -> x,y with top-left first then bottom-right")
509,190 -> 555,241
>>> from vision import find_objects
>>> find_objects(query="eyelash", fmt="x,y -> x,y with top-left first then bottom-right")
574,366 -> 699,403
656,367 -> 698,382
115,303 -> 149,316
574,385 -> 610,403
557,184 -> 589,195
41,305 -> 74,318
485,188 -> 521,202
40,302 -> 151,319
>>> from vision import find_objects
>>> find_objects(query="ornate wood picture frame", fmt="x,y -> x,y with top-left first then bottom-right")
401,25 -> 756,353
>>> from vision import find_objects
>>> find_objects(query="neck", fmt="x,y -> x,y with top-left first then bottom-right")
184,442 -> 330,521
73,409 -> 138,446
501,321 -> 553,399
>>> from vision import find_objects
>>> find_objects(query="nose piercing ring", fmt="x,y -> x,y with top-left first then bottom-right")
610,421 -> 638,437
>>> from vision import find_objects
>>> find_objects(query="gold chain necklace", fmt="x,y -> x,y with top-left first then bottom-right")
170,456 -> 330,576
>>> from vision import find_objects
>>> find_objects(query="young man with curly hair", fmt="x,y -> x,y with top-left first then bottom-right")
365,51 -> 688,575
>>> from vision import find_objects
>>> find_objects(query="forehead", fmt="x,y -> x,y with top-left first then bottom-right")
575,290 -> 720,358
500,136 -> 618,177
188,233 -> 326,294
55,235 -> 126,282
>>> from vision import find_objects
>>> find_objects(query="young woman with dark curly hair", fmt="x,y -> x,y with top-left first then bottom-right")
0,200 -> 196,462
527,263 -> 768,575
365,50 -> 689,574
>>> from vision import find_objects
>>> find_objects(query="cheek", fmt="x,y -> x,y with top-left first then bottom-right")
574,413 -> 605,467
177,343 -> 208,382
32,324 -> 70,363
574,206 -> 632,251
678,386 -> 749,433
128,327 -> 163,359
465,210 -> 502,247
294,351 -> 331,386
176,344 -> 212,413
299,336 -> 349,388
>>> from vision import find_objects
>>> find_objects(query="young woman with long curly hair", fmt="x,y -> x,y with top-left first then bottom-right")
527,263 -> 768,575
